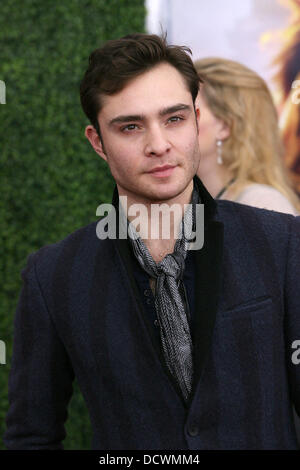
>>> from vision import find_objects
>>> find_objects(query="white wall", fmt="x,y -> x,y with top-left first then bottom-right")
146,0 -> 292,90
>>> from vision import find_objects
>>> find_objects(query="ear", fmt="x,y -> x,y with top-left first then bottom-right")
85,125 -> 107,162
216,119 -> 230,141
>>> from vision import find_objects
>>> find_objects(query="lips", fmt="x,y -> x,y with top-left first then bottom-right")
148,164 -> 177,177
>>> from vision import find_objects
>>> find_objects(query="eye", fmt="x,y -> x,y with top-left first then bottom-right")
121,124 -> 139,132
167,116 -> 184,124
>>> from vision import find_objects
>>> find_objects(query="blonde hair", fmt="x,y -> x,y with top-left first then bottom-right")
194,57 -> 300,211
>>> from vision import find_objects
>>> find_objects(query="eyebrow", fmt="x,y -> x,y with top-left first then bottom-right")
108,103 -> 192,126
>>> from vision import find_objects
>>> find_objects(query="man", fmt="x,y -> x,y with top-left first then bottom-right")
4,33 -> 300,450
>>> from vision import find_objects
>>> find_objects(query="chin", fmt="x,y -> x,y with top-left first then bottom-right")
148,182 -> 187,202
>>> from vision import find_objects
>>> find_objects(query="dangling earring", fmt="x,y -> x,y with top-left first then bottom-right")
216,139 -> 223,165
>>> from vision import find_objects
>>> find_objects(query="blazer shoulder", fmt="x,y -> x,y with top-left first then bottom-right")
216,198 -> 296,221
215,199 -> 298,239
24,220 -> 100,278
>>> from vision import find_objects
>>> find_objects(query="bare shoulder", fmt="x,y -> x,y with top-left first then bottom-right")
233,184 -> 298,216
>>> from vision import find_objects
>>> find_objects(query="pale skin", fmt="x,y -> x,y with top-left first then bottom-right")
85,63 -> 201,263
196,92 -> 233,198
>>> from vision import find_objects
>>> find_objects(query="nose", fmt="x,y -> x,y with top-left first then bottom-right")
144,124 -> 171,157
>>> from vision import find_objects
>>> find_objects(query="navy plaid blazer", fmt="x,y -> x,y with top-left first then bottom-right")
3,177 -> 300,449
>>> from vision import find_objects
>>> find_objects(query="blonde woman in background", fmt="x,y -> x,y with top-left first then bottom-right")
194,57 -> 300,215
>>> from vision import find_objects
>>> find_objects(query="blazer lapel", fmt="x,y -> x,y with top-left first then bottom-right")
191,219 -> 224,396
187,176 -> 224,404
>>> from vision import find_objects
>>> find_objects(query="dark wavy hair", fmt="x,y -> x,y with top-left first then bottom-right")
80,33 -> 202,139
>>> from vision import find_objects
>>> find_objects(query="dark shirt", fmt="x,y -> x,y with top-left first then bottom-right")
129,246 -> 196,345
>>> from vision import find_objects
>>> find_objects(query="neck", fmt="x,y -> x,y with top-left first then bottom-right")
118,180 -> 194,262
197,153 -> 233,198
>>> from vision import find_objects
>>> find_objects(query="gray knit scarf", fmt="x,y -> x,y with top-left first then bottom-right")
120,185 -> 199,402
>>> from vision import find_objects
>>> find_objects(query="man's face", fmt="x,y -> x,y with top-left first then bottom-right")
86,62 -> 201,203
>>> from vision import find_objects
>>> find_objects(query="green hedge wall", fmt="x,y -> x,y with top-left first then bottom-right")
0,0 -> 145,449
